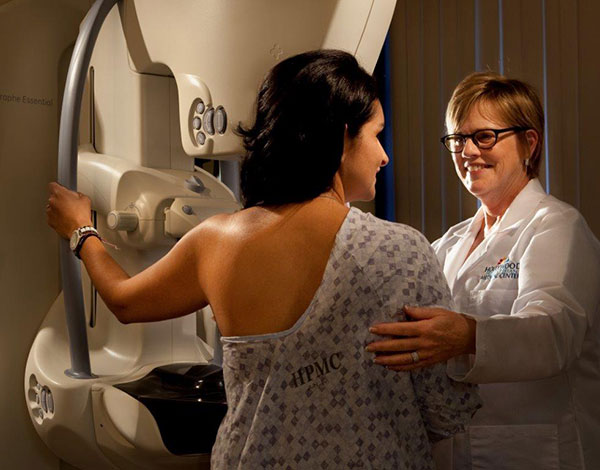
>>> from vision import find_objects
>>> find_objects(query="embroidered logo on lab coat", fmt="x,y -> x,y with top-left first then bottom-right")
481,258 -> 520,280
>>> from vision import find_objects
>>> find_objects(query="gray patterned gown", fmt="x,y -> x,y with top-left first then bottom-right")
211,207 -> 481,469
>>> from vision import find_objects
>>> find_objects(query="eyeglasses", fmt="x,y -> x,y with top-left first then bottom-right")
440,127 -> 529,153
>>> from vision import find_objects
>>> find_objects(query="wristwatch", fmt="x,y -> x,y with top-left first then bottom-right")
69,226 -> 101,259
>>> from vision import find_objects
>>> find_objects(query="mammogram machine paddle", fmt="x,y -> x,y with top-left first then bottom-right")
23,1 -> 395,468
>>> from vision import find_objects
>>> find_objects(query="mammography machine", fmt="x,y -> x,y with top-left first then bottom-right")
18,1 -> 395,468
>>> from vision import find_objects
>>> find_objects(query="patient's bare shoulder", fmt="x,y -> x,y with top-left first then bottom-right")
183,208 -> 263,262
190,210 -> 244,237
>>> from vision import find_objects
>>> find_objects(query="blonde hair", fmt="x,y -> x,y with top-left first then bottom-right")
445,72 -> 544,178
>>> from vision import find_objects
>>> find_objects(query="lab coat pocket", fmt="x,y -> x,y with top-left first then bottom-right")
469,424 -> 559,470
469,288 -> 518,317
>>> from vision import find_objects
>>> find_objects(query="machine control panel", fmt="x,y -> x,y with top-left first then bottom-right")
27,374 -> 55,424
191,98 -> 227,146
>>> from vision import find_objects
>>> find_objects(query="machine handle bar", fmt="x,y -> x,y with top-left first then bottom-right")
57,0 -> 119,378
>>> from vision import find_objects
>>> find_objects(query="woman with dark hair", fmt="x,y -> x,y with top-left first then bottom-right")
239,49 -> 380,208
47,49 -> 480,469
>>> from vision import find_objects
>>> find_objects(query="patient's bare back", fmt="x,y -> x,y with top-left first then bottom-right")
198,199 -> 349,337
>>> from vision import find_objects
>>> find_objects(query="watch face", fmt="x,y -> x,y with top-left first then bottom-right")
69,231 -> 79,251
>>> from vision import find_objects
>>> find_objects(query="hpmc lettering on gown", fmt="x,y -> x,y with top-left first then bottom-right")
289,352 -> 343,388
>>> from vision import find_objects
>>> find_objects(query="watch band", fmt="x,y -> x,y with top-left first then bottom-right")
71,226 -> 101,259
74,231 -> 101,259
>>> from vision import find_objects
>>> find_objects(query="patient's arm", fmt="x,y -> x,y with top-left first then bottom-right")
410,363 -> 481,442
78,231 -> 209,323
47,182 -> 209,323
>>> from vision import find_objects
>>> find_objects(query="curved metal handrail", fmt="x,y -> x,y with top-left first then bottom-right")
57,0 -> 119,378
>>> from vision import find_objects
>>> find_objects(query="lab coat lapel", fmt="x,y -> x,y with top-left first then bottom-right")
443,211 -> 484,291
493,179 -> 547,234
453,209 -> 489,285
450,179 -> 547,291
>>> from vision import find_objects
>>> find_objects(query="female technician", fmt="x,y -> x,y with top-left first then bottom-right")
368,72 -> 600,469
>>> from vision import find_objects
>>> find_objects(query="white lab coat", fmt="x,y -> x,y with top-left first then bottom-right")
432,179 -> 600,470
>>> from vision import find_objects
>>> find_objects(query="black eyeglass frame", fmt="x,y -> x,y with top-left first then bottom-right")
440,126 -> 530,153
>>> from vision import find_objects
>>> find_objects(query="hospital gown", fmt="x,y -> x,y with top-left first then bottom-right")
211,207 -> 481,469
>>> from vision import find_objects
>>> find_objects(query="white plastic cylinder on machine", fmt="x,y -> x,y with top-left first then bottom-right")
107,211 -> 139,232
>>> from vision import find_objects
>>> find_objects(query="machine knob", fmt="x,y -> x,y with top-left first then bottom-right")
185,175 -> 206,193
40,389 -> 48,412
46,389 -> 54,414
195,99 -> 205,115
203,107 -> 215,135
215,106 -> 227,134
107,211 -> 139,232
